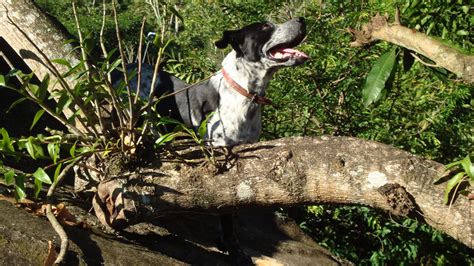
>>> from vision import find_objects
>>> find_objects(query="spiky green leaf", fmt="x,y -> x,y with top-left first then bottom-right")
53,163 -> 62,184
56,92 -> 72,114
444,172 -> 465,204
0,128 -> 15,153
6,97 -> 27,113
30,109 -> 45,130
198,112 -> 216,138
460,155 -> 473,179
155,132 -> 182,146
52,58 -> 72,68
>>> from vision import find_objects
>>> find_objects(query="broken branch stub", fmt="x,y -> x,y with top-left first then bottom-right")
348,13 -> 474,84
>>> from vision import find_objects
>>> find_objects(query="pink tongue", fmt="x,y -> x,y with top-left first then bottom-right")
271,48 -> 308,59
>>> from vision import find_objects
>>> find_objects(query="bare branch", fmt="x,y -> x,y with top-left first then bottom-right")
348,13 -> 474,84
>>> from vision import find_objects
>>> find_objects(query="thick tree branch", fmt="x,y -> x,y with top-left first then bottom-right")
92,136 -> 473,248
348,13 -> 474,84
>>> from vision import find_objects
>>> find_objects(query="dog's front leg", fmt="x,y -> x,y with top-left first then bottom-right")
218,213 -> 253,265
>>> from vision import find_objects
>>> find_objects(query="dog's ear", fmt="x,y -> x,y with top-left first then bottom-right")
215,29 -> 258,61
215,30 -> 236,49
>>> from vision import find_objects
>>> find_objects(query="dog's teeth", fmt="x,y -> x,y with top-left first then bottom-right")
270,48 -> 308,59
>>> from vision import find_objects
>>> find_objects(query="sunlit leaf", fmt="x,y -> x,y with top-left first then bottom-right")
460,155 -> 473,179
30,109 -> 45,130
0,75 -> 5,87
106,59 -> 123,74
34,177 -> 43,198
159,117 -> 184,126
47,142 -> 59,164
53,163 -> 62,184
52,58 -> 72,68
14,175 -> 26,201
444,172 -> 465,204
0,128 -> 15,153
198,112 -> 215,138
445,159 -> 462,170
7,69 -> 22,77
362,48 -> 397,107
4,170 -> 15,185
33,167 -> 52,184
70,141 -> 78,157
56,92 -> 72,114
155,132 -> 181,146
25,137 -> 45,159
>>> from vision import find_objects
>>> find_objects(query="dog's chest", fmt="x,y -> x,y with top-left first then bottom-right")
205,77 -> 262,146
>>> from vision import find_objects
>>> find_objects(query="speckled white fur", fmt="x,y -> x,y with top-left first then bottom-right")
205,51 -> 276,146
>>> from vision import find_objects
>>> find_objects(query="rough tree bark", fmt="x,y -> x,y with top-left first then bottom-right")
93,136 -> 473,249
348,13 -> 474,84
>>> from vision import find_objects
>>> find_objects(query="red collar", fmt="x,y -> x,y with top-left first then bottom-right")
221,68 -> 273,106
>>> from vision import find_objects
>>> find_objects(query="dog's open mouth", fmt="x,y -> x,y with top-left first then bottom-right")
267,45 -> 309,62
269,47 -> 308,60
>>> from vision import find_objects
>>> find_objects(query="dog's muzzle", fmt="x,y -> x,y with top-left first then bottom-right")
264,17 -> 309,65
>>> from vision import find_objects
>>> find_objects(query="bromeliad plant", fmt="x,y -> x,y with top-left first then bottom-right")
0,1 -> 208,264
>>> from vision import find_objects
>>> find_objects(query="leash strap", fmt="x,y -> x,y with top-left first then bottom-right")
221,68 -> 273,106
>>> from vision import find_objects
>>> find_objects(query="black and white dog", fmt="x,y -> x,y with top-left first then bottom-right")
122,17 -> 308,264
128,17 -> 308,147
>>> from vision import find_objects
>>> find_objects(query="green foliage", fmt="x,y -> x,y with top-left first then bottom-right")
438,155 -> 473,204
293,205 -> 473,264
362,48 -> 397,107
154,113 -> 216,164
7,0 -> 473,263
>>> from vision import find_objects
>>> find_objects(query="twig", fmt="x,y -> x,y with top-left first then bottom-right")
410,52 -> 440,68
72,1 -> 104,137
112,0 -> 134,133
133,17 -> 147,106
130,16 -> 147,148
45,160 -> 79,265
99,0 -> 109,76
98,0 -> 126,131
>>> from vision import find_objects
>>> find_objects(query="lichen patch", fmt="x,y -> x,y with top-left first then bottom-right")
367,171 -> 388,188
237,182 -> 254,201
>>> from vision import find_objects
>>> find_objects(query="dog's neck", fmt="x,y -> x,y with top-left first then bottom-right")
220,51 -> 276,96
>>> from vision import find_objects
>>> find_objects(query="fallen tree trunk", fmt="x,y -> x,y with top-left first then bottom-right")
0,195 -> 348,265
93,136 -> 473,249
348,13 -> 474,84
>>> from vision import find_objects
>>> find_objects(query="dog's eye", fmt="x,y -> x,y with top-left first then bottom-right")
261,23 -> 272,31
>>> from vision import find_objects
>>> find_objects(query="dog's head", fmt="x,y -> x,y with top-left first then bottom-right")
215,17 -> 308,67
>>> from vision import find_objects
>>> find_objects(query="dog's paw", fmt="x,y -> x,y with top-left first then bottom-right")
228,248 -> 253,266
215,237 -> 253,265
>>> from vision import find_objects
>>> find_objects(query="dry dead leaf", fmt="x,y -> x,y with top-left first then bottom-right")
55,203 -> 78,225
43,240 -> 57,266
